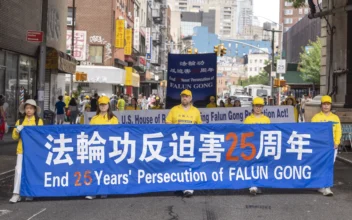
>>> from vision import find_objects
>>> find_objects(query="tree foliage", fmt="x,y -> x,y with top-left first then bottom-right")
285,0 -> 307,8
299,38 -> 321,84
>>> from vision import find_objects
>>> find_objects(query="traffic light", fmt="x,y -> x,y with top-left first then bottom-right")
220,44 -> 227,57
187,48 -> 192,54
280,80 -> 286,87
274,78 -> 280,87
75,72 -> 87,81
214,45 -> 219,56
194,48 -> 198,54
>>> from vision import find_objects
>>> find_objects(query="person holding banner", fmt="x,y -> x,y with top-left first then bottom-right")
86,96 -> 118,199
206,96 -> 217,108
244,97 -> 270,196
125,98 -> 141,110
225,98 -> 233,107
311,95 -> 342,196
9,99 -> 43,203
166,89 -> 202,197
234,99 -> 241,107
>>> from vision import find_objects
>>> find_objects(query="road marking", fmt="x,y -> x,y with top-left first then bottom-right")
0,210 -> 12,217
27,208 -> 46,220
0,169 -> 15,177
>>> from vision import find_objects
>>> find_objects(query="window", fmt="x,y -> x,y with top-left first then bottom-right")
254,67 -> 257,71
299,8 -> 303,14
284,18 -> 293,24
249,67 -> 252,71
304,8 -> 309,14
254,59 -> 257,63
259,59 -> 262,63
285,2 -> 293,6
89,45 -> 104,64
284,9 -> 293,15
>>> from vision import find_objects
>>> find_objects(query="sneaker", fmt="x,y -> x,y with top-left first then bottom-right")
25,197 -> 33,201
318,188 -> 333,196
85,196 -> 96,200
183,190 -> 193,198
249,187 -> 258,195
9,194 -> 21,204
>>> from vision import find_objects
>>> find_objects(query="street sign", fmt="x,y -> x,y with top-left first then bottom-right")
26,30 -> 43,42
277,59 -> 286,74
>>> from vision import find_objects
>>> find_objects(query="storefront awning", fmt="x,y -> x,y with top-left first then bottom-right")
46,47 -> 77,74
76,65 -> 126,84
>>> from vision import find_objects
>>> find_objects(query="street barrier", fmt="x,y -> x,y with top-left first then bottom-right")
84,106 -> 295,124
20,123 -> 334,197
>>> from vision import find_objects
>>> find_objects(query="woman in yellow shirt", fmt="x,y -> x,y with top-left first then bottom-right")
284,96 -> 299,122
125,98 -> 141,110
9,99 -> 43,203
206,96 -> 217,108
86,96 -> 118,200
311,95 -> 342,196
243,97 -> 270,196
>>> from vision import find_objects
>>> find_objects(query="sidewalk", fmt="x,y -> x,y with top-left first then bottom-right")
0,132 -> 16,145
337,152 -> 352,166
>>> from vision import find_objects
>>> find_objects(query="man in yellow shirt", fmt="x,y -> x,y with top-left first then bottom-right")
311,95 -> 341,196
206,96 -> 217,108
117,94 -> 126,112
166,89 -> 202,197
243,97 -> 270,195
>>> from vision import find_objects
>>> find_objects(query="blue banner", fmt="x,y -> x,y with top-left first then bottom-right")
21,123 -> 334,197
166,53 -> 217,109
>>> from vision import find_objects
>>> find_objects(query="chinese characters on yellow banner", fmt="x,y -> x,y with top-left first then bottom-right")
125,67 -> 133,86
115,20 -> 124,48
124,29 -> 133,55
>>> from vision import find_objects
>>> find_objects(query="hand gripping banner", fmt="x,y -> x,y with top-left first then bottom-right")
20,123 -> 334,197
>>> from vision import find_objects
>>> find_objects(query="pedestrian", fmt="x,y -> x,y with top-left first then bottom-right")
166,89 -> 202,197
284,96 -> 298,122
243,97 -> 270,196
296,99 -> 302,122
64,92 -> 71,121
125,98 -> 141,110
142,96 -> 149,110
151,96 -> 163,109
110,95 -> 117,111
87,96 -> 118,200
137,94 -> 143,109
68,97 -> 79,124
117,94 -> 126,111
219,100 -> 225,107
55,95 -> 66,125
90,93 -> 98,112
9,99 -> 43,203
206,96 -> 217,108
80,95 -> 90,113
225,98 -> 232,107
0,96 -> 7,140
79,104 -> 91,124
300,94 -> 310,122
234,99 -> 241,107
311,95 -> 341,196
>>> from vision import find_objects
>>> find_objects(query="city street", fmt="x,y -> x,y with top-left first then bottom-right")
0,159 -> 351,220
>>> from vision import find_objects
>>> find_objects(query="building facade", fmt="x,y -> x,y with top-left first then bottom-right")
1,0 -> 75,125
247,53 -> 269,77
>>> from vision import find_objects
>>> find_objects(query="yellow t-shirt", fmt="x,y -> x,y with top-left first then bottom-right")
90,114 -> 119,125
166,104 -> 202,124
64,95 -> 71,108
311,111 -> 342,145
12,116 -> 44,154
206,103 -> 217,108
125,106 -> 141,110
244,114 -> 271,124
117,99 -> 125,111
151,105 -> 162,109
225,103 -> 233,107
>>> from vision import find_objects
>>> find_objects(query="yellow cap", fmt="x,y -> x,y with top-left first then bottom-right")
85,104 -> 91,108
156,96 -> 160,100
210,96 -> 215,100
180,89 -> 192,97
85,95 -> 90,99
321,95 -> 332,104
253,97 -> 264,105
98,96 -> 110,105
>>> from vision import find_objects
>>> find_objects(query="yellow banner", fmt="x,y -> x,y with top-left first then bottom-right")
124,29 -> 133,55
125,67 -> 133,86
115,20 -> 125,48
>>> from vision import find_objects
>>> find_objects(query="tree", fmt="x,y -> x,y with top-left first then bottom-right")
299,38 -> 321,84
286,0 -> 307,8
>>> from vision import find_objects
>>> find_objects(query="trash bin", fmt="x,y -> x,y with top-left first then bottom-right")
43,110 -> 55,125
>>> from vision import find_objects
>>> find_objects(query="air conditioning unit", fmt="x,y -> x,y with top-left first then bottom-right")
67,17 -> 74,26
128,12 -> 132,18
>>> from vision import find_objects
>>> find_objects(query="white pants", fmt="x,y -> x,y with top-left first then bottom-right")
334,149 -> 338,163
13,154 -> 23,194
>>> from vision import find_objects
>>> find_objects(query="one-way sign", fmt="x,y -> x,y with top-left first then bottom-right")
277,59 -> 286,74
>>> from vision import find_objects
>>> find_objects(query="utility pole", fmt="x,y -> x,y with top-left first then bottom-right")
70,0 -> 76,95
264,28 -> 281,100
38,0 -> 48,117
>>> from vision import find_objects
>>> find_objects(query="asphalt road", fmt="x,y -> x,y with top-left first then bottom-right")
0,160 -> 351,220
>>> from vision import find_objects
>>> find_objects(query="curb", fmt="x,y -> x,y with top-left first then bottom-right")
336,155 -> 352,166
